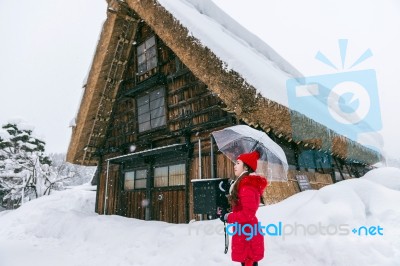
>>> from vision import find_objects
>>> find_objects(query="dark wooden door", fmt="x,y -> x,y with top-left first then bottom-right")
151,188 -> 186,223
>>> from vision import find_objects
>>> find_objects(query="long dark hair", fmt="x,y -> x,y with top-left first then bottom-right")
228,163 -> 254,207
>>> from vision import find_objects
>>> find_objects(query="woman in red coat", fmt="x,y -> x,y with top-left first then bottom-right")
219,151 -> 268,266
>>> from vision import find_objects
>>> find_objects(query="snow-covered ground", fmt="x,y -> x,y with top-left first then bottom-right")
0,168 -> 399,266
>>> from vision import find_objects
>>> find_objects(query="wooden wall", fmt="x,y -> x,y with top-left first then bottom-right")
118,190 -> 146,219
96,22 -> 235,223
151,188 -> 186,223
188,134 -> 236,221
263,170 -> 333,204
94,20 -> 371,224
96,155 -> 121,215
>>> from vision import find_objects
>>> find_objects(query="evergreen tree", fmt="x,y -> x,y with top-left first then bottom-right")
0,121 -> 52,208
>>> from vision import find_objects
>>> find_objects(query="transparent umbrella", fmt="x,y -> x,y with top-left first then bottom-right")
212,125 -> 288,182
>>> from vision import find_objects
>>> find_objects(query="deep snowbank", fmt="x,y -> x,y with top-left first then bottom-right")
0,168 -> 399,266
361,167 -> 400,191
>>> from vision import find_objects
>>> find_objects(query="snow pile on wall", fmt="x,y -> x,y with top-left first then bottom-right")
0,169 -> 399,265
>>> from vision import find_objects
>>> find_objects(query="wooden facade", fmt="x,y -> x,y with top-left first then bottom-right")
67,0 -> 380,224
92,21 -> 240,223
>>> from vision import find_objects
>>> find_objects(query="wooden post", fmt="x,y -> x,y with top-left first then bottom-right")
198,138 -> 202,179
210,135 -> 215,179
146,158 -> 154,221
343,162 -> 353,178
293,142 -> 300,171
185,133 -> 192,223
104,160 -> 110,215
333,156 -> 345,180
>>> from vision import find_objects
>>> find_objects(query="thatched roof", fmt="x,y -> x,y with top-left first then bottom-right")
67,1 -> 138,165
67,0 -> 380,166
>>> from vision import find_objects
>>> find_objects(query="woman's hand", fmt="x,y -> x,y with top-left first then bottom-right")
216,207 -> 230,222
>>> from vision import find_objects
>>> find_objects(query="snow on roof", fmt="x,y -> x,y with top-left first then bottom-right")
156,0 -> 382,153
157,0 -> 300,108
69,118 -> 76,128
107,143 -> 185,162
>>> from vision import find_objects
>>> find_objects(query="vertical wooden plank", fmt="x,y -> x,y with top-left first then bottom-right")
127,192 -> 131,218
168,190 -> 174,223
179,190 -> 184,223
164,191 -> 168,222
168,191 -> 171,223
172,191 -> 176,223
151,192 -> 155,221
173,190 -> 178,223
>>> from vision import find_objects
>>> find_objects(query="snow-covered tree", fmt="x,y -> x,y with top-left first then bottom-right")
0,121 -> 96,209
0,121 -> 53,208
47,153 -> 96,187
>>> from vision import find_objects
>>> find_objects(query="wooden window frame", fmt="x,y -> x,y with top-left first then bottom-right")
137,87 -> 167,133
123,169 -> 147,191
154,163 -> 186,188
137,35 -> 158,75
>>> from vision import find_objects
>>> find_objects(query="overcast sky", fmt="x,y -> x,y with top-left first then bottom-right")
0,0 -> 106,153
1,0 -> 399,160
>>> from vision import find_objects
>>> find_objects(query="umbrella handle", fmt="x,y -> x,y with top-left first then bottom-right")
224,221 -> 229,254
250,140 -> 259,152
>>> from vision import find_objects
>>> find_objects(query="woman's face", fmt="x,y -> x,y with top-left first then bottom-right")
234,160 -> 246,177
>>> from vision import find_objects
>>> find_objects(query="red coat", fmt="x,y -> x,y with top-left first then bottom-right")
227,174 -> 268,265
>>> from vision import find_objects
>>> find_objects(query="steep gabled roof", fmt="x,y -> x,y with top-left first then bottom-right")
67,1 -> 139,165
67,0 -> 380,165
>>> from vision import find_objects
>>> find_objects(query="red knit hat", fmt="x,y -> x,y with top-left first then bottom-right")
237,151 -> 260,171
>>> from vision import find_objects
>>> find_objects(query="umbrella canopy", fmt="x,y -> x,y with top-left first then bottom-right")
212,125 -> 288,182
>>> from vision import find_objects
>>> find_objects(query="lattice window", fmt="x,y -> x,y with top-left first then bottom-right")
124,169 -> 147,190
137,87 -> 166,132
154,163 -> 185,187
137,36 -> 157,74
